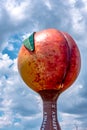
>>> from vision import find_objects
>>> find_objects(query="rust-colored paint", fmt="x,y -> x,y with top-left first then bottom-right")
18,29 -> 81,93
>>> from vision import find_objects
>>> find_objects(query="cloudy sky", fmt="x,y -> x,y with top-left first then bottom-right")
0,0 -> 87,130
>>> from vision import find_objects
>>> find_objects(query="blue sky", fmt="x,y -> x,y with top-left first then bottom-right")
0,0 -> 87,130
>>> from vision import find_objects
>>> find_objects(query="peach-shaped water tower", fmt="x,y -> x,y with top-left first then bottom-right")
18,28 -> 81,130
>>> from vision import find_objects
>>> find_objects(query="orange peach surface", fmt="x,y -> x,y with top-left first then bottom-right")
18,29 -> 81,93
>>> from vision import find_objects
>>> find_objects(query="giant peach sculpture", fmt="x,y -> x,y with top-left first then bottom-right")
18,28 -> 81,130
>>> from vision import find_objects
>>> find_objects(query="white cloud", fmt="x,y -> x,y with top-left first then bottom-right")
68,0 -> 85,34
43,0 -> 52,10
7,43 -> 14,51
0,113 -> 12,128
5,0 -> 28,22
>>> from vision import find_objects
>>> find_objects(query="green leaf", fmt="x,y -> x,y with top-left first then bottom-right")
23,32 -> 35,51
